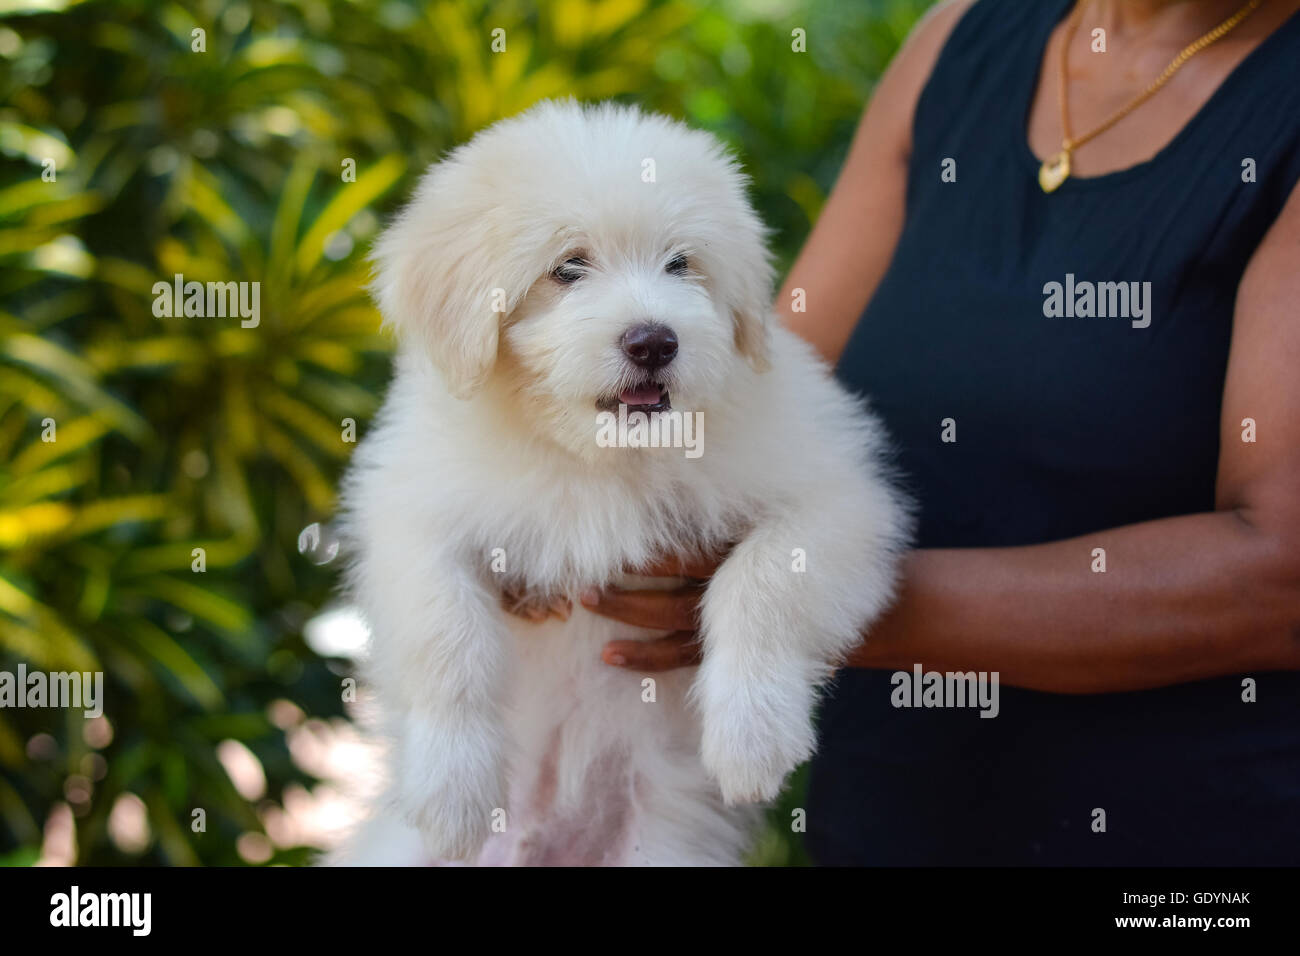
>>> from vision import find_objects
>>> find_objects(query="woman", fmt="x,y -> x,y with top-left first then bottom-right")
580,0 -> 1300,865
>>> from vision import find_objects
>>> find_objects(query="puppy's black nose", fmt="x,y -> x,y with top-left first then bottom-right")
621,324 -> 678,370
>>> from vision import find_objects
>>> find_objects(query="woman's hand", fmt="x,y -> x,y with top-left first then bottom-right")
581,553 -> 722,671
503,548 -> 897,673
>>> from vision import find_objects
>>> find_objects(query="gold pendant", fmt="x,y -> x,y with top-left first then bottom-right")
1039,150 -> 1071,193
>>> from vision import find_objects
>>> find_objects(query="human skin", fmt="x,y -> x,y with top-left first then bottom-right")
574,0 -> 1300,692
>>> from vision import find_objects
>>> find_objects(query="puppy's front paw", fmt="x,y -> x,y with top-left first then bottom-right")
499,585 -> 572,623
696,662 -> 816,805
399,780 -> 498,862
396,717 -> 504,862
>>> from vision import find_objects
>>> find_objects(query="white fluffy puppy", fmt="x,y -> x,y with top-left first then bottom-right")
334,100 -> 909,866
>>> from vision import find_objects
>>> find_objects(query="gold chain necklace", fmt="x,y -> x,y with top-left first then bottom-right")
1039,0 -> 1263,192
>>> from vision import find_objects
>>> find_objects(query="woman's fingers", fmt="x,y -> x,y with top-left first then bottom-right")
602,631 -> 702,671
580,585 -> 700,631
583,583 -> 705,670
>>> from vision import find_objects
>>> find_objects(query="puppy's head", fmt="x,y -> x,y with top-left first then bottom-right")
372,99 -> 772,452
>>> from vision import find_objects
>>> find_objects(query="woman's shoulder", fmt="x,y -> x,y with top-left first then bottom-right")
881,0 -> 1053,153
865,0 -> 976,163
896,0 -> 1050,67
887,0 -> 976,95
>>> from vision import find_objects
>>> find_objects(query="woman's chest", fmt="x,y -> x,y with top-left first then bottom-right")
838,236 -> 1233,545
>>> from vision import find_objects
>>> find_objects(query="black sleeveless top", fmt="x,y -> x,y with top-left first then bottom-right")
809,0 -> 1300,865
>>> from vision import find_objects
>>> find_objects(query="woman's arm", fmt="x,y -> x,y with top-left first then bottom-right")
852,178 -> 1300,692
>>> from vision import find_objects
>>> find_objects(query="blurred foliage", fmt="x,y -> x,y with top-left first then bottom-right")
0,0 -> 929,866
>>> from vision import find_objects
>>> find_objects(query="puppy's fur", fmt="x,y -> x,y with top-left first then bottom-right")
333,101 -> 909,866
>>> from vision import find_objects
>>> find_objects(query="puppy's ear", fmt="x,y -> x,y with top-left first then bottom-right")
730,286 -> 773,373
705,157 -> 774,373
714,238 -> 774,373
370,160 -> 535,398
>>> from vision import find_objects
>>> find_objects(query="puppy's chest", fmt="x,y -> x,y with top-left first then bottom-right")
482,476 -> 741,592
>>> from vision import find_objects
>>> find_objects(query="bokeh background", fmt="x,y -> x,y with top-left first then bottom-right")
0,0 -> 929,866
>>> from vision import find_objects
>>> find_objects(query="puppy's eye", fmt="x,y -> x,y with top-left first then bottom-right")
552,257 -> 588,284
666,254 -> 689,276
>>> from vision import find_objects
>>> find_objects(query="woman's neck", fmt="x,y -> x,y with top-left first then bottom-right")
1086,0 -> 1261,36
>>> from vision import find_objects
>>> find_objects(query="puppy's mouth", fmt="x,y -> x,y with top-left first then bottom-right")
598,382 -> 671,413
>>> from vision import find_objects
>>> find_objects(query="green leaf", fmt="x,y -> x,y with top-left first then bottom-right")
295,153 -> 405,276
120,619 -> 224,710
128,575 -> 253,638
2,334 -> 149,440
